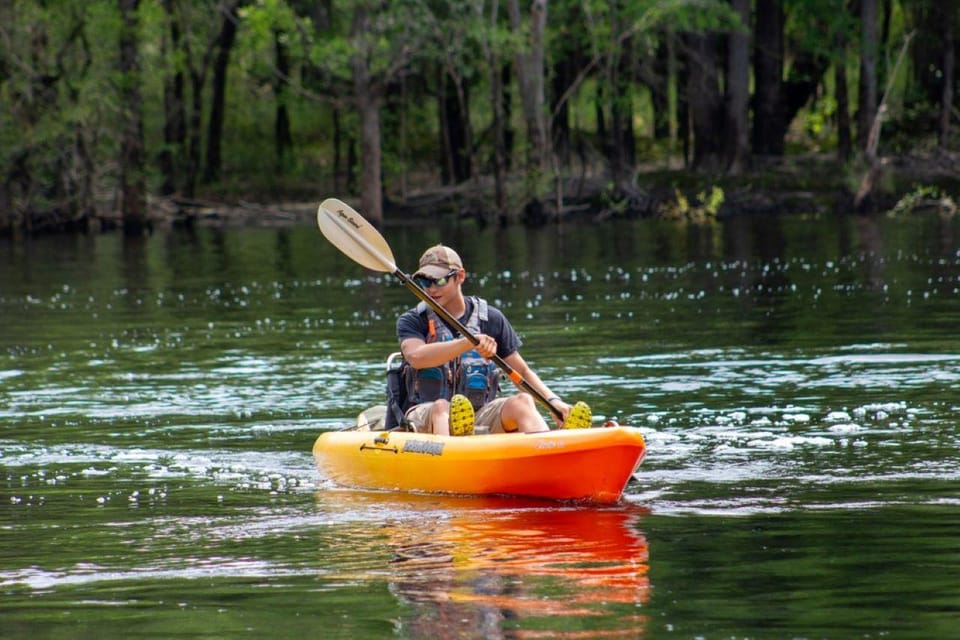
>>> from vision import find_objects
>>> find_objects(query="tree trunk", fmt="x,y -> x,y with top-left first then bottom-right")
855,30 -> 914,212
725,0 -> 751,173
595,82 -> 608,157
649,39 -> 671,140
351,5 -> 383,227
118,0 -> 146,235
0,0 -> 12,230
502,63 -> 515,170
0,181 -> 10,234
676,33 -> 690,167
551,54 -> 573,165
185,69 -> 203,198
482,0 -> 508,217
160,0 -> 186,196
346,134 -> 358,195
605,15 -> 634,185
400,74 -> 412,199
490,65 -> 508,215
615,33 -> 636,172
507,0 -> 549,185
356,91 -> 382,227
835,28 -> 852,162
437,67 -> 454,185
753,0 -> 784,155
858,0 -> 879,151
751,0 -> 829,157
437,67 -> 471,184
333,108 -> 344,192
686,32 -> 725,171
274,28 -> 293,173
204,0 -> 240,184
939,0 -> 954,151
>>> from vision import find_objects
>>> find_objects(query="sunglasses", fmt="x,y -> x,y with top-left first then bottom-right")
414,269 -> 459,289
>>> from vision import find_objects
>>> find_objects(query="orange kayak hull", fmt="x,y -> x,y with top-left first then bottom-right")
312,426 -> 646,504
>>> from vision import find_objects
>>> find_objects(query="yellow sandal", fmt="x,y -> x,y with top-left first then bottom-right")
448,394 -> 475,436
564,401 -> 592,429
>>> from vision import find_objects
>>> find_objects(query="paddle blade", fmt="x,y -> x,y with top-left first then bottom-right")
317,198 -> 397,273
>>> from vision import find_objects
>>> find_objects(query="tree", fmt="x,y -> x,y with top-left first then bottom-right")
475,0 -> 510,216
307,0 -> 430,226
272,27 -> 294,172
507,0 -> 550,199
855,29 -> 915,211
204,0 -> 241,183
605,7 -> 637,184
2,0 -> 957,234
685,31 -> 724,170
423,0 -> 478,186
858,0 -> 879,151
159,0 -> 187,195
835,24 -> 853,162
724,0 -> 750,173
118,0 -> 146,234
751,0 -> 832,156
753,0 -> 785,155
939,0 -> 954,151
350,3 -> 383,225
166,0 -> 238,198
0,1 -> 106,230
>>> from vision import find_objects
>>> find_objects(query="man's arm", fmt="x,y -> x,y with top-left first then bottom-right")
401,334 -> 498,369
502,351 -> 573,427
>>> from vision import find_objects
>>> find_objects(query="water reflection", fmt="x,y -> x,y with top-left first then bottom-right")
317,491 -> 651,638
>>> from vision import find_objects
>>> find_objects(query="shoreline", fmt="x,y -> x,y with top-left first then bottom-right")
4,151 -> 958,234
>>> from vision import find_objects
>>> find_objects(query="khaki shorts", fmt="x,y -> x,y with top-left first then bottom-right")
405,397 -> 510,434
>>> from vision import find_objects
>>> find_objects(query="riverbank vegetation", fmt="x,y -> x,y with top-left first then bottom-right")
1,0 -> 957,235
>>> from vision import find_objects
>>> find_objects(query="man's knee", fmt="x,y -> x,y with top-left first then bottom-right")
507,394 -> 537,411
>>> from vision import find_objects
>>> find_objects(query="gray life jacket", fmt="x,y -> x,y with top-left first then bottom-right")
402,296 -> 500,411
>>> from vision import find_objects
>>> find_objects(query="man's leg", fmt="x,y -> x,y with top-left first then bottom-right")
405,399 -> 451,435
484,394 -> 549,433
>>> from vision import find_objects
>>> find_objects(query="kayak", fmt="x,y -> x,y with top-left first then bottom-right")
312,410 -> 646,503
312,205 -> 646,503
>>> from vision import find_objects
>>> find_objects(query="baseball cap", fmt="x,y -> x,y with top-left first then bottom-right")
414,244 -> 464,278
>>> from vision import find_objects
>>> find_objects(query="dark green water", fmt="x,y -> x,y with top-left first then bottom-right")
3,213 -> 960,638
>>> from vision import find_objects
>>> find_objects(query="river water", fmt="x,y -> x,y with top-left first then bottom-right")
2,212 -> 960,638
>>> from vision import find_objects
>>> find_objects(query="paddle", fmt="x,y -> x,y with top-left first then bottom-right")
316,197 -> 564,422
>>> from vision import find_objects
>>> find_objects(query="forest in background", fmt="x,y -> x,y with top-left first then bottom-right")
0,0 -> 957,235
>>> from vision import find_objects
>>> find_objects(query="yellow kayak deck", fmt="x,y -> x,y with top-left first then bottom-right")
313,426 -> 646,504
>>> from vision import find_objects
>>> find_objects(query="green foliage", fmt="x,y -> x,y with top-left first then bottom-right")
658,186 -> 725,222
1,1 -> 124,217
786,0 -> 856,64
889,185 -> 958,217
0,0 -> 954,230
240,0 -> 308,79
307,0 -> 433,85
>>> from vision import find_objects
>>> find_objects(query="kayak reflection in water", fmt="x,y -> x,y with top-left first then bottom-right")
385,497 -> 651,639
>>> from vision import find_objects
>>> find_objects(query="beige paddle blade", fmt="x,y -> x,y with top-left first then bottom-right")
317,198 -> 397,273
355,405 -> 387,431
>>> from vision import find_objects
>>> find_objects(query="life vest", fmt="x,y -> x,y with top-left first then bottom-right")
402,296 -> 500,412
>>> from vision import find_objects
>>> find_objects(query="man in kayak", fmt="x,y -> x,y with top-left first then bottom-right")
397,244 -> 591,436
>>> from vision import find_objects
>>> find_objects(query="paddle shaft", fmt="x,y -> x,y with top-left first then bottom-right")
318,201 -> 563,421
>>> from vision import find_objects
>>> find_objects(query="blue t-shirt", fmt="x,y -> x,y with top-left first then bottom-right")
396,298 -> 521,360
